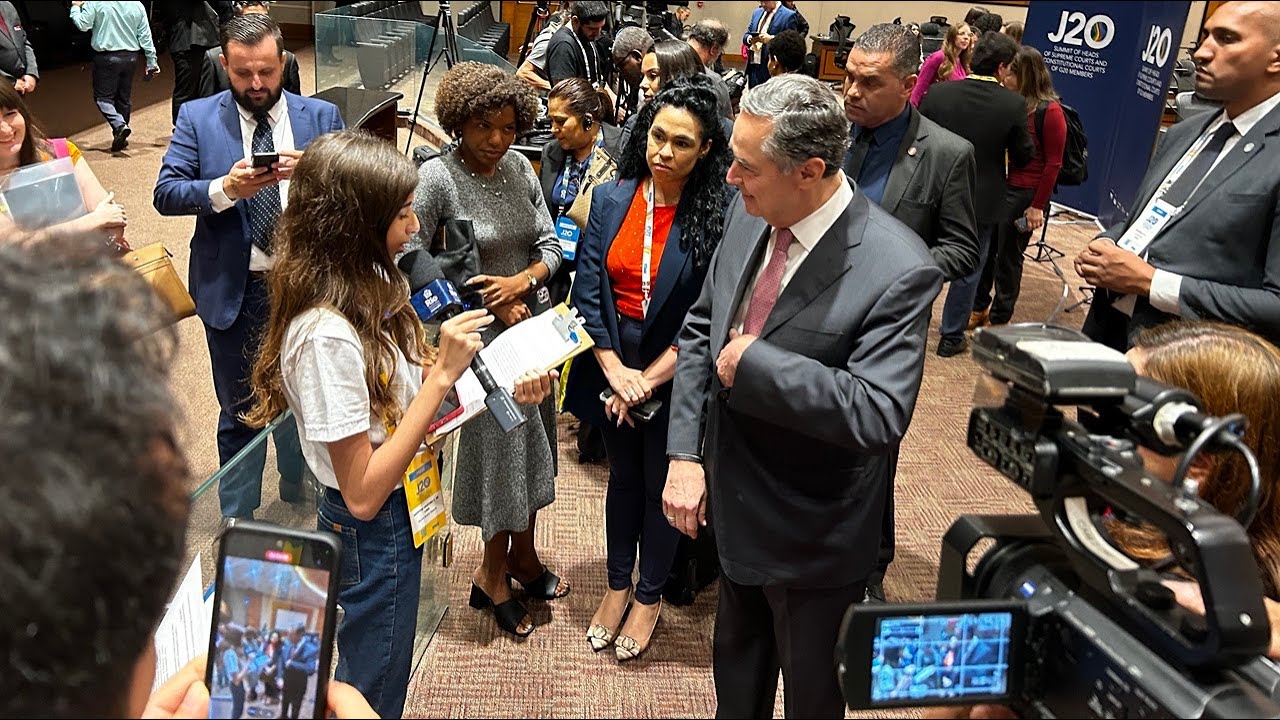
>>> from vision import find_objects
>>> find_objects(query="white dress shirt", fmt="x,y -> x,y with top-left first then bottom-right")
749,9 -> 775,65
1144,88 -> 1280,315
208,94 -> 295,272
733,175 -> 855,332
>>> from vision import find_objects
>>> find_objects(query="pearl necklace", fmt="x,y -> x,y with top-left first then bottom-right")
459,151 -> 506,198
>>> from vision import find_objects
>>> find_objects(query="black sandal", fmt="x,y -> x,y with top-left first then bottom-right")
507,568 -> 571,600
469,583 -> 534,638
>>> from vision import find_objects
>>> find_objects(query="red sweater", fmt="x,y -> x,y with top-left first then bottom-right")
1008,100 -> 1066,209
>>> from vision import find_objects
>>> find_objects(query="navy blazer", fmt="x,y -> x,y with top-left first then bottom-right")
154,90 -> 345,330
564,177 -> 707,427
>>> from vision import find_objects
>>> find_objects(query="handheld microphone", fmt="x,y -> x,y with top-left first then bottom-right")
398,250 -> 528,434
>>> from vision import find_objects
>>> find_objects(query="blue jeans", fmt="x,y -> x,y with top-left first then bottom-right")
317,488 -> 422,719
939,223 -> 996,341
92,50 -> 136,132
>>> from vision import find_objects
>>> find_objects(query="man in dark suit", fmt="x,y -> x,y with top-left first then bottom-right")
920,30 -> 1033,357
199,1 -> 299,99
157,0 -> 229,123
280,626 -> 319,719
0,1 -> 37,93
743,0 -> 799,87
154,14 -> 344,526
663,75 -> 943,719
1075,1 -> 1280,350
841,22 -> 979,603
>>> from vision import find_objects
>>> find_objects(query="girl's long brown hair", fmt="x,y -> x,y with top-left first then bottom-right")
245,130 -> 428,430
1111,322 -> 1280,598
937,22 -> 974,84
1009,46 -> 1059,114
0,81 -> 53,168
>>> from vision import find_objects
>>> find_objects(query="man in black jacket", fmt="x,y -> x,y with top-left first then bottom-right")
842,22 -> 979,603
157,0 -> 230,123
920,30 -> 1033,357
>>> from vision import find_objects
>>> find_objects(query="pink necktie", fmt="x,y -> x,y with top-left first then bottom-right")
743,228 -> 795,336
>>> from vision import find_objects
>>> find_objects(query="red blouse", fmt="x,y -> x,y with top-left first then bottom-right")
607,183 -> 676,320
1008,100 -> 1067,210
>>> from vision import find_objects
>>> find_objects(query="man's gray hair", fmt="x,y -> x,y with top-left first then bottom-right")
739,75 -> 849,177
850,23 -> 922,77
613,26 -> 654,63
688,19 -> 729,51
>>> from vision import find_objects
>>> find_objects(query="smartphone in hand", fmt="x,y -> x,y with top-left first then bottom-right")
206,522 -> 341,719
252,151 -> 280,169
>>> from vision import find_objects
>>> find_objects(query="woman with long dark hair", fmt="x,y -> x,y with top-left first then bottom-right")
565,74 -> 732,662
971,45 -> 1066,328
912,21 -> 974,106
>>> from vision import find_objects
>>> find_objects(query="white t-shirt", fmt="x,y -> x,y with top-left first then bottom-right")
280,307 -> 423,491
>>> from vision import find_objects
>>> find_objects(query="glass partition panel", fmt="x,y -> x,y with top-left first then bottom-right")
316,2 -> 521,139
187,411 -> 452,681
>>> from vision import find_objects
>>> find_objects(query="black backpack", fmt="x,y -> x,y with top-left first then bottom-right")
1036,100 -> 1088,186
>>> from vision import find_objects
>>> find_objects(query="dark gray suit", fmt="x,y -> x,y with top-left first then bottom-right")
844,104 -> 977,592
845,106 -> 979,282
1084,102 -> 1280,350
667,182 -> 943,717
0,1 -> 37,83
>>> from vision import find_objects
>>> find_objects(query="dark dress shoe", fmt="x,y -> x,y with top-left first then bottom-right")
864,581 -> 887,603
937,335 -> 969,358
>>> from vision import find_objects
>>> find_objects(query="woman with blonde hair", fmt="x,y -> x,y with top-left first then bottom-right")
1113,321 -> 1280,599
912,21 -> 974,106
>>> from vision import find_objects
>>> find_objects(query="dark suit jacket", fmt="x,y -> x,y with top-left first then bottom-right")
564,177 -> 709,428
153,90 -> 345,330
845,106 -> 979,281
743,5 -> 798,65
199,45 -> 302,99
918,78 -> 1034,225
666,183 -> 943,587
1084,103 -> 1280,349
537,123 -> 622,216
156,0 -> 223,53
0,1 -> 37,80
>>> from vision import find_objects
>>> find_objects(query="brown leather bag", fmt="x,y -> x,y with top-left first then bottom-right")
122,243 -> 196,323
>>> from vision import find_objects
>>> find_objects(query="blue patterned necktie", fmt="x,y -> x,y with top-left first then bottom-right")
247,111 -> 281,253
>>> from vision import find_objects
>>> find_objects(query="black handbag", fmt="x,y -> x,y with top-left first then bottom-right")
431,218 -> 552,317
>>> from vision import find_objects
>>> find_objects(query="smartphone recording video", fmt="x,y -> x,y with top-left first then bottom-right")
206,523 -> 341,720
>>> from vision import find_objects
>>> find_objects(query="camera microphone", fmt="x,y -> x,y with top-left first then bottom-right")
398,250 -> 528,434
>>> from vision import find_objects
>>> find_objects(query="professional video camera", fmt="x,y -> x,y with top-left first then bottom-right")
837,323 -> 1280,717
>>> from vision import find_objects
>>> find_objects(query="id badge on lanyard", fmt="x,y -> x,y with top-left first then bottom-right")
381,376 -> 448,549
1117,130 -> 1215,257
640,181 -> 655,318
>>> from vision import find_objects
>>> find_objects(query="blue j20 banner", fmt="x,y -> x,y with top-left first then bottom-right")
1024,1 -> 1191,227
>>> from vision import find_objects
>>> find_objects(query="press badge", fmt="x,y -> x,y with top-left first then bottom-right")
556,216 -> 580,261
1117,198 -> 1178,257
401,445 -> 447,548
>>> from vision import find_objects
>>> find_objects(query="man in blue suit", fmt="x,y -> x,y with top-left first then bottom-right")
155,13 -> 344,524
743,0 -> 799,88
280,626 -> 320,719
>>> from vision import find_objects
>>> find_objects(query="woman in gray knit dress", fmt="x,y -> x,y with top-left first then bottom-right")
411,63 -> 567,638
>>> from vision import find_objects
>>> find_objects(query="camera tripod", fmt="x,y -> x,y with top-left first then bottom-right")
515,0 -> 552,69
405,0 -> 461,154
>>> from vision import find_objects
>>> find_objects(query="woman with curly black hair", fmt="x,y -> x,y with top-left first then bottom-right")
410,62 -> 566,639
564,75 -> 732,661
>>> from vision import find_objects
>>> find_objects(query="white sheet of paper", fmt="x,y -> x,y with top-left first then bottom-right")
151,554 -> 210,691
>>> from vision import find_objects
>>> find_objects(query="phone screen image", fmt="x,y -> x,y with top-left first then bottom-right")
869,611 -> 1014,706
208,536 -> 335,719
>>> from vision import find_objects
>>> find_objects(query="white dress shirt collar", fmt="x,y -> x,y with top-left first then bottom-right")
785,172 -> 855,251
1206,88 -> 1280,138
